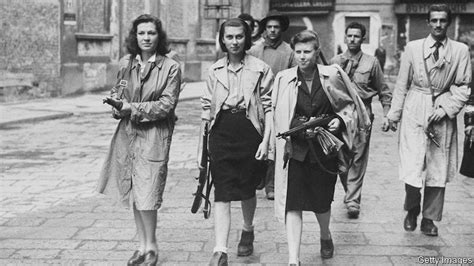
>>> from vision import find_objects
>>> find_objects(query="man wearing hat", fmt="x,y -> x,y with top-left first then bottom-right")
249,10 -> 297,200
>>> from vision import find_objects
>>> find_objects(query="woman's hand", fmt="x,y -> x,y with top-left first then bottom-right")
327,118 -> 340,133
388,119 -> 398,131
465,125 -> 474,143
255,141 -> 268,160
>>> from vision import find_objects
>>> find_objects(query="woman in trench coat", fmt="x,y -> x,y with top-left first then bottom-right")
97,14 -> 181,266
271,30 -> 370,264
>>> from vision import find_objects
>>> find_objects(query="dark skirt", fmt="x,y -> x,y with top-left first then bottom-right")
460,138 -> 474,178
286,156 -> 337,213
209,110 -> 264,202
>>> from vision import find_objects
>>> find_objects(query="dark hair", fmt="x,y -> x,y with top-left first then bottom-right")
427,4 -> 452,25
345,22 -> 366,38
238,13 -> 255,31
290,30 -> 320,50
218,18 -> 252,53
126,14 -> 170,56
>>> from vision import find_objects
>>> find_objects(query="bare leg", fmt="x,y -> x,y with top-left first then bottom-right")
286,210 -> 302,264
214,201 -> 231,250
133,204 -> 146,253
315,210 -> 331,240
241,196 -> 256,230
139,210 -> 158,252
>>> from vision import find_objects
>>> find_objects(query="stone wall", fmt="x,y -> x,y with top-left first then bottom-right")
0,0 -> 61,100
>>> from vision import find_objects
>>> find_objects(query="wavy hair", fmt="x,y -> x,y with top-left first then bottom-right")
290,30 -> 320,51
126,14 -> 170,56
427,4 -> 452,26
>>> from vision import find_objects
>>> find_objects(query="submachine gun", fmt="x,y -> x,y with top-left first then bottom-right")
191,122 -> 213,219
276,114 -> 337,139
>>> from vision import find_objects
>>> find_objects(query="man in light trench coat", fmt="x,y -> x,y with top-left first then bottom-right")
387,4 -> 472,236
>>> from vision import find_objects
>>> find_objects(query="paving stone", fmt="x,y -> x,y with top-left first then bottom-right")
76,240 -> 118,250
0,226 -> 78,240
0,239 -> 81,249
73,228 -> 136,240
0,249 -> 15,259
10,249 -> 61,259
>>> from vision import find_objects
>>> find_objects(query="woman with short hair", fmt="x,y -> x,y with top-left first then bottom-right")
271,30 -> 370,265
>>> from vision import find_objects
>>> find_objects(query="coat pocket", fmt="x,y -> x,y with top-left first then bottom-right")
142,123 -> 172,162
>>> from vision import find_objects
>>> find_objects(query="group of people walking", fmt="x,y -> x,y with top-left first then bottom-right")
97,3 -> 473,266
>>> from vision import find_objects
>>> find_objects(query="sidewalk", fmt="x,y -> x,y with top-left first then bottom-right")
0,81 -> 204,127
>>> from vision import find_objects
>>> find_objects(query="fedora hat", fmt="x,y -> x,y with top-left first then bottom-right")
259,10 -> 289,32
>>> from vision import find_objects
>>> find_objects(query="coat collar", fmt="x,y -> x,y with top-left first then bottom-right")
423,35 -> 452,63
212,54 -> 263,90
131,53 -> 165,69
286,65 -> 331,83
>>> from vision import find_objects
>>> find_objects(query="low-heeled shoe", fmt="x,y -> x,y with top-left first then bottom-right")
209,251 -> 228,266
404,211 -> 418,231
420,218 -> 438,236
127,250 -> 145,265
320,238 -> 334,259
142,250 -> 158,266
237,230 -> 254,256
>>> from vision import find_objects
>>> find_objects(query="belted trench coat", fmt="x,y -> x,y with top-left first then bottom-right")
387,36 -> 471,188
271,65 -> 371,222
97,54 -> 181,210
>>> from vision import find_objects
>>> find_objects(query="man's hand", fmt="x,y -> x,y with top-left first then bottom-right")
381,117 -> 390,132
388,119 -> 398,131
428,108 -> 447,123
327,118 -> 341,133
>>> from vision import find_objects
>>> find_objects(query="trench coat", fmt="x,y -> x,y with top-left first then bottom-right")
271,65 -> 371,222
387,36 -> 471,188
97,54 -> 181,210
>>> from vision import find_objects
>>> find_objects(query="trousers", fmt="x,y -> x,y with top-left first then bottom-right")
404,183 -> 445,221
339,104 -> 373,208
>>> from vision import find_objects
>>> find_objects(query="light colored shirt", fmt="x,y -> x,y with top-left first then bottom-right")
222,61 -> 245,109
135,54 -> 156,76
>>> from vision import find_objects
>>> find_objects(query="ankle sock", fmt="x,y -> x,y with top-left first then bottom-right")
243,224 -> 254,232
213,246 -> 228,253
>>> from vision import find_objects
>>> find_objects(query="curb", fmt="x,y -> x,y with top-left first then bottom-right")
0,111 -> 74,128
0,96 -> 200,127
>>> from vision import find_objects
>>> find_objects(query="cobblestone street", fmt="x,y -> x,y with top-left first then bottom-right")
1,93 -> 473,265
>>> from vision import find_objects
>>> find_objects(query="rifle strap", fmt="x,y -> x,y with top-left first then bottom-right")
306,139 -> 339,175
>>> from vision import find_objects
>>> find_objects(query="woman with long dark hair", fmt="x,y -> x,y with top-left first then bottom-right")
98,14 -> 181,266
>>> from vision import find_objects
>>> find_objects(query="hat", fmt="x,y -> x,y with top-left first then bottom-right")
259,10 -> 289,32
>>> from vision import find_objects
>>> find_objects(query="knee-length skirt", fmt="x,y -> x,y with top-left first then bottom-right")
209,110 -> 264,202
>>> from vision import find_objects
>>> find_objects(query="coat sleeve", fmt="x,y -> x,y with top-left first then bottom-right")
129,63 -> 181,122
201,67 -> 214,121
387,44 -> 414,122
268,73 -> 282,161
371,59 -> 392,109
260,66 -> 274,114
437,45 -> 472,119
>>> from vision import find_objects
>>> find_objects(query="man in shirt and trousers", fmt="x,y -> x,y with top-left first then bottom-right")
387,4 -> 471,236
249,10 -> 297,200
330,22 -> 392,218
